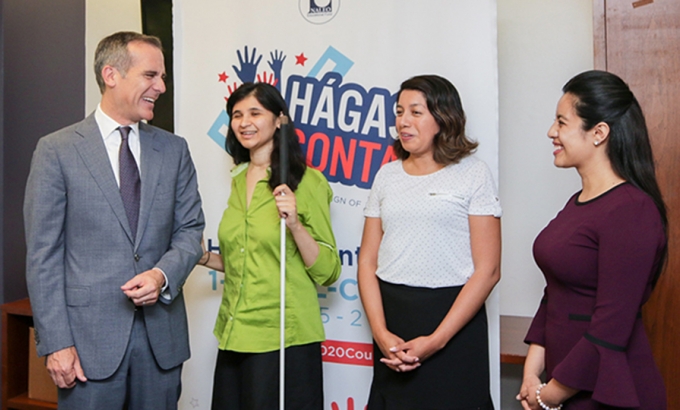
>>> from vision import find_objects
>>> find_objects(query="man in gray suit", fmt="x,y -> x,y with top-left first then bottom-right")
24,31 -> 204,409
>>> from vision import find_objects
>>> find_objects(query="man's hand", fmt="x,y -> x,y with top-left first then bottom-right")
121,268 -> 165,306
46,346 -> 87,388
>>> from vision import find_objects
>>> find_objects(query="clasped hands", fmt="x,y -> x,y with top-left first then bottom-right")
516,375 -> 575,410
46,269 -> 165,388
121,267 -> 165,306
376,330 -> 442,373
516,374 -> 543,410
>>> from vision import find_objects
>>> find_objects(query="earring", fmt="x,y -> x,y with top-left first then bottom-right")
594,140 -> 600,146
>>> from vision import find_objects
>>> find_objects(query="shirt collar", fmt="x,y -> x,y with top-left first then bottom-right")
230,162 -> 273,179
230,162 -> 249,178
94,104 -> 140,139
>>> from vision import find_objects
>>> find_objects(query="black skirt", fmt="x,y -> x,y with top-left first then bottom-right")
368,279 -> 493,410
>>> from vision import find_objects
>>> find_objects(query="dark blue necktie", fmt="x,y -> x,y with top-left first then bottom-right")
118,126 -> 141,239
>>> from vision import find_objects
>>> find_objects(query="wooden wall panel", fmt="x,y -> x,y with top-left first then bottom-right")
595,0 -> 680,406
593,0 -> 607,70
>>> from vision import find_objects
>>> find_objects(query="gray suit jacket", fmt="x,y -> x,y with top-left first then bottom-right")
24,114 -> 204,380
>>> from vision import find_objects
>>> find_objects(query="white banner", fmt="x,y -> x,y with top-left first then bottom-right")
174,1 -> 499,408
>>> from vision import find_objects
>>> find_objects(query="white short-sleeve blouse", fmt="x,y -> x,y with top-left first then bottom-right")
364,156 -> 501,288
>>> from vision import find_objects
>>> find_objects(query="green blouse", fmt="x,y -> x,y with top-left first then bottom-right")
214,163 -> 341,352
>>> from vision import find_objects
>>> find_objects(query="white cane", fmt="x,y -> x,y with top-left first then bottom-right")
279,214 -> 286,410
279,115 -> 290,410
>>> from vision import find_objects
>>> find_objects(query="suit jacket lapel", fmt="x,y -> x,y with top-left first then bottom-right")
73,115 -> 135,243
137,123 -> 163,249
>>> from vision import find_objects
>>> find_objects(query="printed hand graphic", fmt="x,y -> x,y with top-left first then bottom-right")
257,72 -> 278,87
268,49 -> 287,91
232,46 -> 262,83
331,397 -> 367,410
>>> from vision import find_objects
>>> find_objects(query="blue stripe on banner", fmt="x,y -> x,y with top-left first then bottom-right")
207,109 -> 230,150
307,46 -> 354,78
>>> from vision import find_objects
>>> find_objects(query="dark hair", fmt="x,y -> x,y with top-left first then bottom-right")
394,75 -> 477,165
225,82 -> 306,191
94,31 -> 163,93
563,70 -> 668,285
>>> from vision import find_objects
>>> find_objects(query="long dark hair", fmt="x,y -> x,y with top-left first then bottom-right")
563,70 -> 667,285
394,75 -> 477,165
225,82 -> 306,191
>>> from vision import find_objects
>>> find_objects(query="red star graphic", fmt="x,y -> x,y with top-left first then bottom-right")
218,71 -> 228,82
295,53 -> 308,66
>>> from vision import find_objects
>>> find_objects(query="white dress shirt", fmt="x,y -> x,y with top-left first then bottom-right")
94,104 -> 141,186
94,105 -> 169,297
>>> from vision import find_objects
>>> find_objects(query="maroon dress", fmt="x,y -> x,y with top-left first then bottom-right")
525,183 -> 667,409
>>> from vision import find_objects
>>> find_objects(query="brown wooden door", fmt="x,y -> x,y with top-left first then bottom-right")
594,0 -> 680,406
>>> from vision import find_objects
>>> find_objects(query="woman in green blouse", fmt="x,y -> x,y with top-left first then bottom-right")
198,82 -> 341,410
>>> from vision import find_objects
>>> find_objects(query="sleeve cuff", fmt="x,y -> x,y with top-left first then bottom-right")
305,242 -> 340,287
154,267 -> 171,300
552,336 -> 640,407
524,299 -> 548,346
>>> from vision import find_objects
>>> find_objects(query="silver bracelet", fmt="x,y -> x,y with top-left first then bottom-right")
536,383 -> 562,410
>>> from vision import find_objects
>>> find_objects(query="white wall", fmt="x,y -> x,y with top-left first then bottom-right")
84,0 -> 142,114
498,0 -> 593,317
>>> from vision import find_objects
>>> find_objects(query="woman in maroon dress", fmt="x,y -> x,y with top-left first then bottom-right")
517,71 -> 668,410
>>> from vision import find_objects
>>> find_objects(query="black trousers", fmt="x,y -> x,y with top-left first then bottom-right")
211,342 -> 323,410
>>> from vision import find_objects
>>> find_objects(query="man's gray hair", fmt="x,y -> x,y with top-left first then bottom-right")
94,31 -> 163,93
